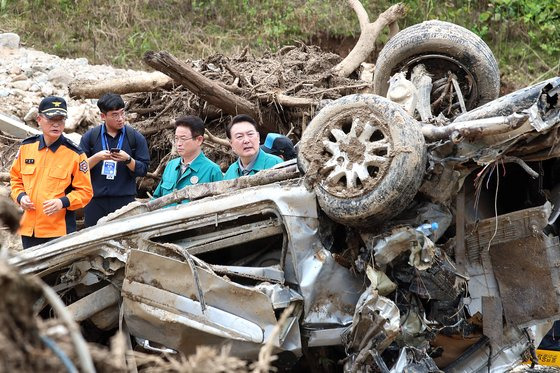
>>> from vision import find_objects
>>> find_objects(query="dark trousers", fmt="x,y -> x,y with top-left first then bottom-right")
22,235 -> 56,249
84,195 -> 135,227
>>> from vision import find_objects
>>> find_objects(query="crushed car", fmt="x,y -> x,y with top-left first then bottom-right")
8,20 -> 560,372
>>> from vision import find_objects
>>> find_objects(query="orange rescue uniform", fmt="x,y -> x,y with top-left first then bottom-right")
10,135 -> 93,238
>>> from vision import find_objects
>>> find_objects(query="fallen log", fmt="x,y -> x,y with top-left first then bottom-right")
257,93 -> 317,108
140,123 -> 174,137
68,72 -> 174,99
204,129 -> 230,147
144,51 -> 278,131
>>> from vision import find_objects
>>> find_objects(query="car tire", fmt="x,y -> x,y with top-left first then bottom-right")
298,94 -> 426,226
373,20 -> 500,115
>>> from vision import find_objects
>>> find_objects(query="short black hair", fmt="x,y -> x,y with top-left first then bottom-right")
226,114 -> 258,139
175,115 -> 205,138
97,93 -> 125,113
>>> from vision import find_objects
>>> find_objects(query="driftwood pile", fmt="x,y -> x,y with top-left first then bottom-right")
66,2 -> 406,195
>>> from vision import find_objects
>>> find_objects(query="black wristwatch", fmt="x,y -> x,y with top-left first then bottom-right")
124,156 -> 132,165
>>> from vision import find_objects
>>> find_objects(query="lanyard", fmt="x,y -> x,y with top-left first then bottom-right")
100,124 -> 125,151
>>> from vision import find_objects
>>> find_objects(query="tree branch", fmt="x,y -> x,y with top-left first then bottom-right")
204,129 -> 230,147
348,0 -> 370,29
333,2 -> 406,78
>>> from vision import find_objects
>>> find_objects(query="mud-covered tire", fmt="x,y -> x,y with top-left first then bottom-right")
298,94 -> 426,226
373,20 -> 500,114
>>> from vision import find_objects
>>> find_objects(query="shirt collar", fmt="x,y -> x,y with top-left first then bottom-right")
103,123 -> 124,138
175,152 -> 206,173
38,135 -> 64,152
238,152 -> 259,175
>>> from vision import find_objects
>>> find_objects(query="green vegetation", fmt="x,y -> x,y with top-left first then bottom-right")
0,0 -> 558,88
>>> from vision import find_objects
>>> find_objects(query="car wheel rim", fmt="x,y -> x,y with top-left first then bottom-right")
320,111 -> 391,198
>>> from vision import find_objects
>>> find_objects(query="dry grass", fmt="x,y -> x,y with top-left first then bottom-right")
1,0 -> 556,88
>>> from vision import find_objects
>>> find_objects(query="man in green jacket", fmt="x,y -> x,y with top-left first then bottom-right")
224,114 -> 282,180
153,115 -> 222,201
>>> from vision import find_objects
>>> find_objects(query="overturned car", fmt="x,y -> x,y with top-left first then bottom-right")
9,21 -> 560,372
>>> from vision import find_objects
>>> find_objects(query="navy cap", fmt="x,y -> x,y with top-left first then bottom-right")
38,96 -> 68,118
261,133 -> 296,160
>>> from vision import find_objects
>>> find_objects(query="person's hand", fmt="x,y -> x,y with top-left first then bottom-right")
110,150 -> 130,163
43,199 -> 63,216
20,195 -> 35,211
94,150 -> 113,161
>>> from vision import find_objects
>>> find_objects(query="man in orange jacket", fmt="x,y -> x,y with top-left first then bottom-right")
10,96 -> 93,249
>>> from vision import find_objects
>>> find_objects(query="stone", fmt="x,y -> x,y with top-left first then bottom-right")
47,67 -> 72,86
41,83 -> 54,96
75,58 -> 89,65
24,107 -> 38,122
10,80 -> 31,91
0,33 -> 20,49
11,74 -> 27,82
9,66 -> 22,75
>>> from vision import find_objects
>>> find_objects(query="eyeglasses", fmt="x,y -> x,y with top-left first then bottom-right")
108,110 -> 126,119
233,131 -> 258,141
174,136 -> 198,143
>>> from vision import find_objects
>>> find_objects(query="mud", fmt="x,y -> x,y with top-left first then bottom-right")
0,260 -> 64,372
301,105 -> 392,198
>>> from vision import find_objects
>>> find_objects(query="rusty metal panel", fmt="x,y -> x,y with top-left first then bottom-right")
465,203 -> 560,327
465,204 -> 550,264
489,235 -> 560,327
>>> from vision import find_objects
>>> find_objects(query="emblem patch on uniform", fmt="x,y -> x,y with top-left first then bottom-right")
190,176 -> 199,184
25,159 -> 35,164
79,160 -> 89,173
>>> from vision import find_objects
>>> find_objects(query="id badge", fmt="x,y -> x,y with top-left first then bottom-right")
101,160 -> 117,180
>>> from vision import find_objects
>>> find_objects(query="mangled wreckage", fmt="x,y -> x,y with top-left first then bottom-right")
9,21 -> 560,372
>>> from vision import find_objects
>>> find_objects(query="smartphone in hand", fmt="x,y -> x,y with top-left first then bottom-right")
110,148 -> 120,153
